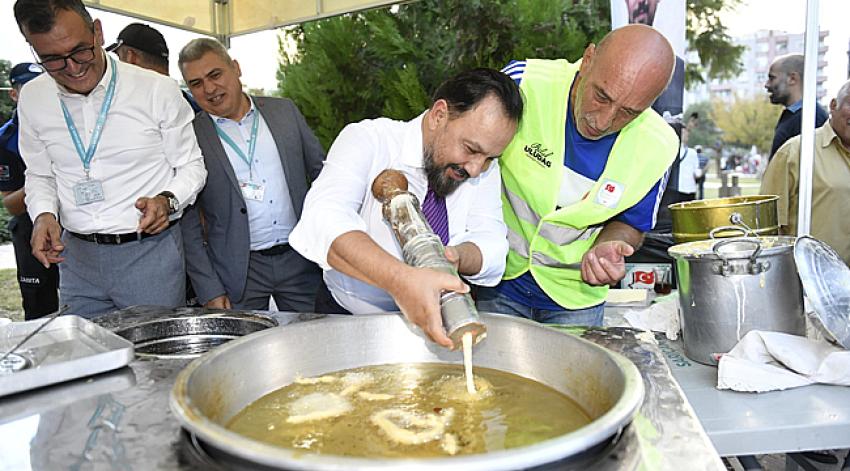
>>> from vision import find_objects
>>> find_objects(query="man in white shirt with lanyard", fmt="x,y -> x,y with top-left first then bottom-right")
290,69 -> 523,347
14,0 -> 207,317
177,38 -> 324,311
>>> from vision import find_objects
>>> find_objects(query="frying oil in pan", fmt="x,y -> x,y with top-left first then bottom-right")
227,363 -> 591,458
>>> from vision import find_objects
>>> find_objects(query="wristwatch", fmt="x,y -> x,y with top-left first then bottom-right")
158,191 -> 179,215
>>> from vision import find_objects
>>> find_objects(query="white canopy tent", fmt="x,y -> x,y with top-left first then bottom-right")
82,0 -> 409,45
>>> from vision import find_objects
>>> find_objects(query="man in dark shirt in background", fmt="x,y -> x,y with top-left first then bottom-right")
765,54 -> 828,160
0,63 -> 59,319
106,22 -> 202,114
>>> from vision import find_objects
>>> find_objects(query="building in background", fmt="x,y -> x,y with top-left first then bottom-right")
687,29 -> 829,105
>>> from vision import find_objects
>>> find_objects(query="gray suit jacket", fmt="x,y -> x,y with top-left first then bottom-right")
182,96 -> 325,304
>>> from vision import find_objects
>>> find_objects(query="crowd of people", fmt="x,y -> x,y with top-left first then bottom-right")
5,0 -> 847,346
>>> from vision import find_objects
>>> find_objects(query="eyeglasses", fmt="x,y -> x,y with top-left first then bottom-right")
35,45 -> 97,72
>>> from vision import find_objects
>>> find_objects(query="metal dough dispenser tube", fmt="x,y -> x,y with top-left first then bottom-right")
371,169 -> 486,349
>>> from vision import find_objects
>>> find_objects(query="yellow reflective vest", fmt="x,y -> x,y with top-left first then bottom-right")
500,58 -> 677,308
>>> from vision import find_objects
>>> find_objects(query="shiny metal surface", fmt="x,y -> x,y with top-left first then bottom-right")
670,195 -> 779,243
794,236 -> 850,348
0,315 -> 135,397
0,307 -> 721,471
584,327 -> 724,470
0,305 -> 68,363
170,313 -> 645,471
669,236 -> 805,364
112,312 -> 277,359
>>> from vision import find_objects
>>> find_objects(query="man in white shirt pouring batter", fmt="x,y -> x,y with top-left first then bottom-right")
290,68 -> 522,347
14,0 -> 207,317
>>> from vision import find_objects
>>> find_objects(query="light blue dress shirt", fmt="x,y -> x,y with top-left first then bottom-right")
212,98 -> 297,251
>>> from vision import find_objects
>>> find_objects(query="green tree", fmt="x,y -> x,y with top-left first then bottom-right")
712,97 -> 781,155
278,0 -> 743,149
684,101 -> 722,148
277,0 -> 611,148
0,60 -> 14,123
686,0 -> 745,87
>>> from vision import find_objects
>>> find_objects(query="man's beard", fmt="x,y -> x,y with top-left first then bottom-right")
767,87 -> 787,105
423,147 -> 468,198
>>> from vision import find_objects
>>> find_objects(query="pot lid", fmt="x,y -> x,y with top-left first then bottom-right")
794,236 -> 850,349
668,236 -> 795,259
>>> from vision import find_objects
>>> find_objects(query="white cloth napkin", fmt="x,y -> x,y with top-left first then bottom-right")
622,295 -> 680,340
717,330 -> 850,392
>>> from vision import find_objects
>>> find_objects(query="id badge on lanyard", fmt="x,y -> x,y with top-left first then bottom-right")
216,109 -> 265,201
62,55 -> 117,206
239,181 -> 265,201
73,178 -> 105,205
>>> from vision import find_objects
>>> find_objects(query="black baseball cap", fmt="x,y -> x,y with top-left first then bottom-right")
106,23 -> 169,60
9,62 -> 44,86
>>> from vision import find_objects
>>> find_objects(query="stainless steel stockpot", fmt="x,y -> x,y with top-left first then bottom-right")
669,236 -> 805,365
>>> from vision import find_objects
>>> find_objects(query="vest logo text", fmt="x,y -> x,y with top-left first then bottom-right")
523,143 -> 553,168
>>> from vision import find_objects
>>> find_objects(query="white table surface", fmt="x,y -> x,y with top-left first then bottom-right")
606,302 -> 850,457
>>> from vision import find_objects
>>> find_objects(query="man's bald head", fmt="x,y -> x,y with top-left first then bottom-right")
772,54 -> 805,82
571,24 -> 675,140
837,80 -> 850,104
765,54 -> 804,106
830,79 -> 850,149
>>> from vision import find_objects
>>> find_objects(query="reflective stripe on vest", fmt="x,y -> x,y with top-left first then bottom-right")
505,182 -> 602,257
507,224 -> 601,267
503,182 -> 539,225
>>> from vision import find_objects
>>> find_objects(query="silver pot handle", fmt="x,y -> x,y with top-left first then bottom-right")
709,225 -> 749,239
711,238 -> 769,276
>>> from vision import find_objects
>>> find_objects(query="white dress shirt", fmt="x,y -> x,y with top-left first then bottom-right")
290,113 -> 508,313
17,55 -> 207,234
210,97 -> 297,250
677,145 -> 699,195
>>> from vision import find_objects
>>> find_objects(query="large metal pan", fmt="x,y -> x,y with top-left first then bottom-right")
170,313 -> 644,470
670,195 -> 779,243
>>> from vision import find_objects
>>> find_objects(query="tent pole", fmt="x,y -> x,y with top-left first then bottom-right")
214,0 -> 232,47
796,0 -> 820,237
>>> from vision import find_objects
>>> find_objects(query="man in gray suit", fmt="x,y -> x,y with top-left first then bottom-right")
178,38 -> 323,310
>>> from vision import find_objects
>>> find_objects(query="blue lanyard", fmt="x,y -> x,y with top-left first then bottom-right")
60,54 -> 118,176
214,108 -> 260,169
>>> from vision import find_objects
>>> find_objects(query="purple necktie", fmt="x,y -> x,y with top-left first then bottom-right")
421,188 -> 449,245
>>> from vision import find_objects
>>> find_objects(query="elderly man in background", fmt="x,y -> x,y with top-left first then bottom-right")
290,69 -> 523,347
761,80 -> 850,266
765,54 -> 828,160
0,62 -> 60,320
14,0 -> 207,317
178,38 -> 324,311
481,24 -> 678,326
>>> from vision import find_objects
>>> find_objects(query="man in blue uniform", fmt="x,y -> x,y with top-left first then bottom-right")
0,62 -> 60,319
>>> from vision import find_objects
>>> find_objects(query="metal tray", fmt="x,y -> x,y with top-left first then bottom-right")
0,315 -> 134,397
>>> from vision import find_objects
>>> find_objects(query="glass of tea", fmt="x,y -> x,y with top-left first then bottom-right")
653,265 -> 672,294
